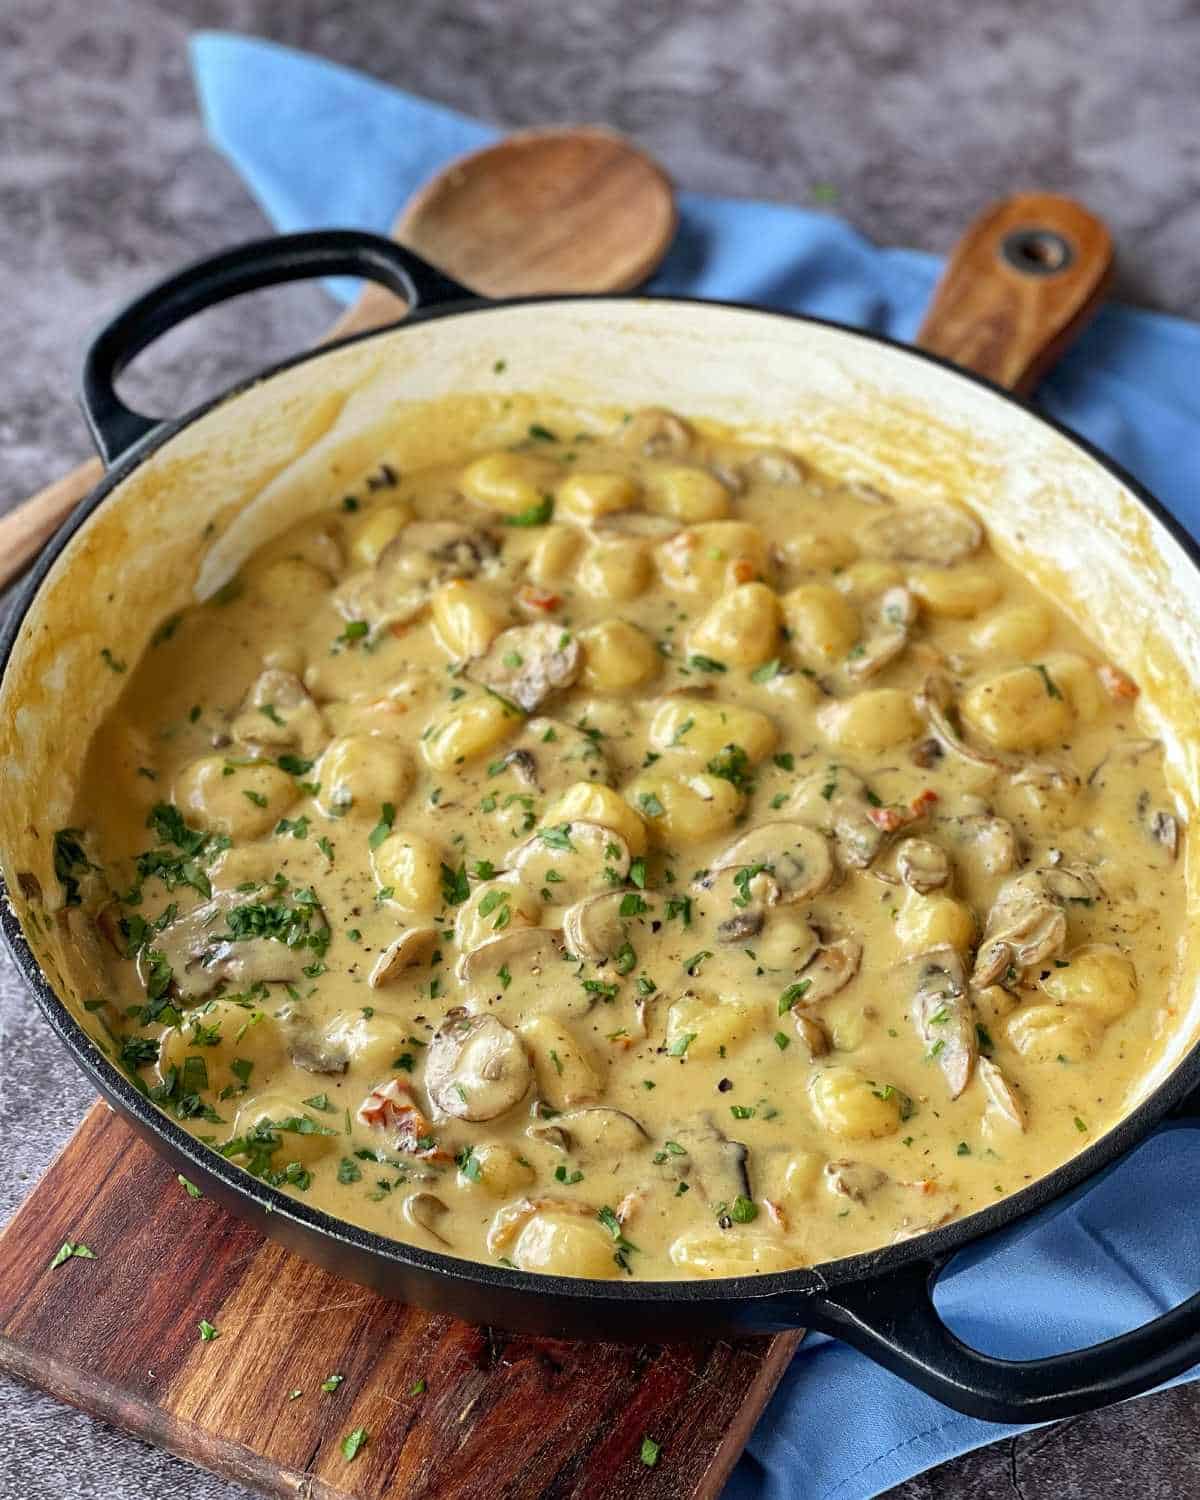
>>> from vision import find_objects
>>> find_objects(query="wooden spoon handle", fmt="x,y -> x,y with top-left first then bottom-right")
915,193 -> 1113,395
0,283 -> 414,594
0,458 -> 105,593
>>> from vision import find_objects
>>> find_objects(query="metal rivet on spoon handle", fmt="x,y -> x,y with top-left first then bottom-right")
0,125 -> 677,590
914,192 -> 1114,396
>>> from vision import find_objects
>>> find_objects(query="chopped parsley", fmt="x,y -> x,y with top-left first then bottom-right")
52,828 -> 95,907
367,801 -> 396,850
778,979 -> 811,1014
706,742 -> 753,793
504,494 -> 554,527
341,1427 -> 368,1461
49,1241 -> 97,1270
597,1205 -> 639,1273
456,1146 -> 483,1182
277,753 -> 314,776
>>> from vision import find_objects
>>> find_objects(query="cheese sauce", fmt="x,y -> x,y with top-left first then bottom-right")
64,407 -> 1187,1280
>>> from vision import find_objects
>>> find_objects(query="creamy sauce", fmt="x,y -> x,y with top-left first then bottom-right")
63,407 -> 1186,1281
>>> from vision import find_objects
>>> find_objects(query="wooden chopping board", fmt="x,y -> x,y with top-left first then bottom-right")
0,1102 -> 801,1499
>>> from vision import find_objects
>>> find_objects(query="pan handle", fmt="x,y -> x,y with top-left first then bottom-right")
915,193 -> 1114,397
79,230 -> 471,465
805,1244 -> 1200,1424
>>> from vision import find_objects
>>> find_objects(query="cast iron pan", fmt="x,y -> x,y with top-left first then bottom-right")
4,217 -> 1200,1424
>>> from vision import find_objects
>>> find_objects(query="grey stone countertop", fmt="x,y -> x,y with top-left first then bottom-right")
1,1 -> 1198,1496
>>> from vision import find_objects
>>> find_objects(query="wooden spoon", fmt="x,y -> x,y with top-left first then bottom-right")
0,125 -> 676,591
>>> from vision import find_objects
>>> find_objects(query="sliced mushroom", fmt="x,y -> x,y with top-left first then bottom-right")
738,446 -> 809,487
892,1208 -> 957,1243
402,1190 -> 452,1246
425,1012 -> 532,1122
369,926 -> 440,989
1010,757 -> 1082,799
466,622 -> 581,711
977,1056 -> 1027,1131
285,1019 -> 349,1075
494,747 -> 539,786
717,909 -> 764,944
910,946 -> 977,1098
846,587 -> 916,680
528,1106 -> 648,1160
787,765 -> 885,869
147,887 -> 329,1001
331,567 -> 427,637
1040,864 -> 1102,905
703,821 -> 835,904
824,1159 -> 888,1203
663,1117 -> 751,1208
562,890 -> 633,963
895,838 -> 952,894
795,936 -> 863,1005
229,668 -> 327,756
509,821 -> 630,905
955,813 -> 1020,876
1149,809 -> 1180,860
457,926 -> 574,999
793,1012 -> 831,1058
382,520 -> 499,583
919,673 -> 1008,772
333,521 -> 498,634
356,1078 -> 448,1159
617,407 -> 693,458
862,502 -> 983,564
972,871 -> 1068,986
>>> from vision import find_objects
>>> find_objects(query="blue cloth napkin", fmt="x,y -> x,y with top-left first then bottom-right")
191,33 -> 1200,1499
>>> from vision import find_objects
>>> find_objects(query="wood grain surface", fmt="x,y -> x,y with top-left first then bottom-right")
0,1103 -> 801,1500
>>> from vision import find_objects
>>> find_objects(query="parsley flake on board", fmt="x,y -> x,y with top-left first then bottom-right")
341,1427 -> 368,1461
49,1241 -> 97,1270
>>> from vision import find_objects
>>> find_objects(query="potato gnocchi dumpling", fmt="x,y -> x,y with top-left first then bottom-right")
72,404 -> 1185,1282
175,755 -> 297,839
317,734 -> 415,820
688,582 -> 781,668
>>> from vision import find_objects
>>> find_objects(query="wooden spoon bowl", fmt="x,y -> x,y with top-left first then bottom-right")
0,125 -> 678,589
